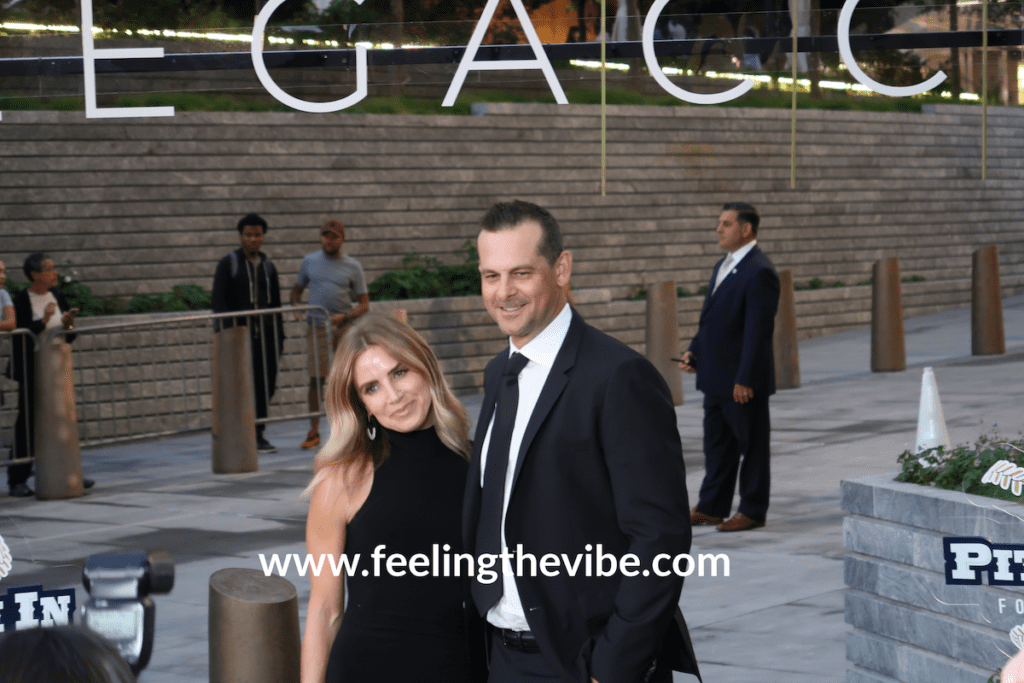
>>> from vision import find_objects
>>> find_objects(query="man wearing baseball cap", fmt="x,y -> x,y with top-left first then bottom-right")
290,219 -> 369,449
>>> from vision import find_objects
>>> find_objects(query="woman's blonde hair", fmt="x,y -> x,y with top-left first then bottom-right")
303,313 -> 471,497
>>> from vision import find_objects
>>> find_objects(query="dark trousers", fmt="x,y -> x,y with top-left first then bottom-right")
250,331 -> 278,436
486,630 -> 674,683
696,393 -> 771,522
8,380 -> 33,488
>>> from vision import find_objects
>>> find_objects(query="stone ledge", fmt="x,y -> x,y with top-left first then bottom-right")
841,473 -> 1024,540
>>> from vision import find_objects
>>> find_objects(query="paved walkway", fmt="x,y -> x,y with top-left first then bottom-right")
2,296 -> 1022,682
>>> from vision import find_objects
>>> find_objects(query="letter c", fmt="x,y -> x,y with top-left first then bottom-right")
252,0 -> 367,112
837,0 -> 945,97
642,0 -> 753,105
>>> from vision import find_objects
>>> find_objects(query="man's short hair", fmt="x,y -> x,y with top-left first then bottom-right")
237,213 -> 268,235
722,202 -> 760,236
23,252 -> 47,281
322,219 -> 345,238
480,200 -> 563,266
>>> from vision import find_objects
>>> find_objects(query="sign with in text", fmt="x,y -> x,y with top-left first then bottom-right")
0,585 -> 76,632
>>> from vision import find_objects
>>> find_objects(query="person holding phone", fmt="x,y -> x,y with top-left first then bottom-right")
7,253 -> 92,497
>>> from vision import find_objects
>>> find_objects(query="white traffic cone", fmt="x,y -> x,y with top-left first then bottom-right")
915,366 -> 951,454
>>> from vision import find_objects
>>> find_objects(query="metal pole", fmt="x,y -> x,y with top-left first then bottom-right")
600,0 -> 607,197
211,325 -> 258,474
870,257 -> 906,372
971,245 -> 1005,355
34,337 -> 84,499
209,568 -> 300,683
644,281 -> 683,405
981,0 -> 988,180
773,269 -> 801,388
791,0 -> 798,189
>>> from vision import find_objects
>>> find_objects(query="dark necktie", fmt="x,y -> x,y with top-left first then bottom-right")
472,351 -> 529,614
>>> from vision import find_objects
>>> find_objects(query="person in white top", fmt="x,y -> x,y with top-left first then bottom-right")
7,254 -> 91,497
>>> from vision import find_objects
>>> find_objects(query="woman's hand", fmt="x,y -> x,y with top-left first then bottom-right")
61,308 -> 78,329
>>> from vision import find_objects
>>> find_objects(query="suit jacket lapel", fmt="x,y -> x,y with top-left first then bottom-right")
508,308 -> 583,497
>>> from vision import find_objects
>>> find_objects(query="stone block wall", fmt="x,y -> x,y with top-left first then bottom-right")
3,102 -> 1024,416
2,102 -> 1022,313
842,473 -> 1024,683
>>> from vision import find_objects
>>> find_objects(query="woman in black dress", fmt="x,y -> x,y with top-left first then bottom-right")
301,313 -> 478,683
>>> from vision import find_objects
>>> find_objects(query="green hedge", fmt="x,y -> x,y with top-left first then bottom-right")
897,431 -> 1024,502
2,280 -> 212,316
368,241 -> 481,301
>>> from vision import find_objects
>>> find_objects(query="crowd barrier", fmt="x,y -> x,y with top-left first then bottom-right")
45,305 -> 332,449
0,305 -> 333,483
0,328 -> 37,471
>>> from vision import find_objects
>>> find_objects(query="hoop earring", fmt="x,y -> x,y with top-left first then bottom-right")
367,416 -> 377,441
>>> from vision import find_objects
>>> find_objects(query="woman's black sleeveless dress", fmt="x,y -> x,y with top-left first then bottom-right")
324,426 -> 474,682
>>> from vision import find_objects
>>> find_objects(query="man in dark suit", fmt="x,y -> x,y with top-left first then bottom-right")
680,202 -> 780,532
466,200 -> 701,683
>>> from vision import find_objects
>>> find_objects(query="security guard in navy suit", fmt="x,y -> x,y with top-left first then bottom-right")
681,202 -> 780,533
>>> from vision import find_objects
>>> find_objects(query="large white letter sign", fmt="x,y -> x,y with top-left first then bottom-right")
838,0 -> 945,97
642,0 -> 752,105
252,0 -> 367,112
442,0 -> 566,107
80,0 -> 173,118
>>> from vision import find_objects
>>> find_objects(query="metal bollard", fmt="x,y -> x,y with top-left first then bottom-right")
645,281 -> 683,405
34,338 -> 84,500
871,257 -> 906,372
211,326 -> 258,474
209,568 -> 301,683
971,245 -> 1005,355
773,269 -> 801,389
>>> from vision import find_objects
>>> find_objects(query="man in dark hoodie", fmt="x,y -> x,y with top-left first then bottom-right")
212,213 -> 285,453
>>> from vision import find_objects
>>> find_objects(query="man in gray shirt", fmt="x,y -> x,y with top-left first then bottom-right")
290,218 -> 369,449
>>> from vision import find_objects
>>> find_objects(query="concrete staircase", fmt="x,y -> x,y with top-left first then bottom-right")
2,102 -> 1022,404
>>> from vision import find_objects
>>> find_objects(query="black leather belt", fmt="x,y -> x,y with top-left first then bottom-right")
498,628 -> 540,652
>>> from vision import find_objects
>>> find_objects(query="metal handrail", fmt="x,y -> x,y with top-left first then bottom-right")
0,328 -> 40,469
46,305 -> 337,448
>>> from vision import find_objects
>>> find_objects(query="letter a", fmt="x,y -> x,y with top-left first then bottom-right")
442,0 -> 567,106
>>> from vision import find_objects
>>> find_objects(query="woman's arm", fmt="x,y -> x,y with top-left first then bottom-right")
301,469 -> 348,683
0,304 -> 14,331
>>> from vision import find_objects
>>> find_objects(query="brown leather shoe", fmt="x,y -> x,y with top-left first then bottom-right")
690,507 -> 724,526
716,513 -> 765,532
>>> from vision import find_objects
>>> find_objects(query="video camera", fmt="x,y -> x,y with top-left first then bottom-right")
81,551 -> 174,675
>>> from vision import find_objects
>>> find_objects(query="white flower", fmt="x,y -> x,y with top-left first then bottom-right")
1011,624 -> 1024,650
981,460 -> 1024,497
0,534 -> 11,580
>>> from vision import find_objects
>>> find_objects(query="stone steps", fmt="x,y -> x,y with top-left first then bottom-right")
2,103 -> 1022,347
